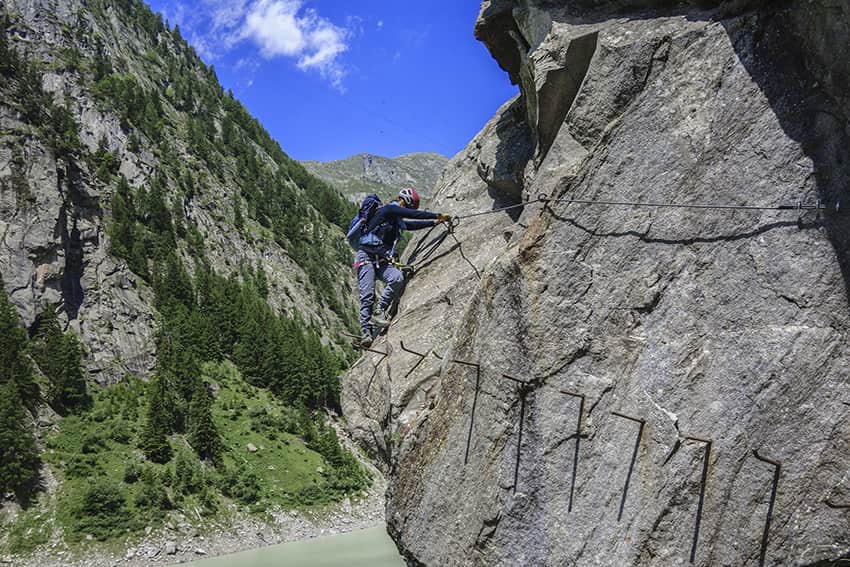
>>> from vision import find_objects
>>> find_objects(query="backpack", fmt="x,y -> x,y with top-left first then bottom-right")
346,194 -> 383,250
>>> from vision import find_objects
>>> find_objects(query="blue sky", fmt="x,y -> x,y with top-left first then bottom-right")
146,0 -> 519,161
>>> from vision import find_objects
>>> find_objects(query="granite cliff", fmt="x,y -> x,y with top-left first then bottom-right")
342,1 -> 850,564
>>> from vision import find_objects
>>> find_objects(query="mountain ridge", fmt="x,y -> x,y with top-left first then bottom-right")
302,151 -> 448,204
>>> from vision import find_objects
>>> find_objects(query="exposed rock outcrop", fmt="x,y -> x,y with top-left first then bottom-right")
0,119 -> 157,378
343,1 -> 850,565
302,152 -> 448,203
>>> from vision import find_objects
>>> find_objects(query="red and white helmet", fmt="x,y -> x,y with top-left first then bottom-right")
399,187 -> 420,209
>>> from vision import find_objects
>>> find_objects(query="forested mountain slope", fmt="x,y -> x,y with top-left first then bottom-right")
0,0 -> 370,562
1,0 -> 357,383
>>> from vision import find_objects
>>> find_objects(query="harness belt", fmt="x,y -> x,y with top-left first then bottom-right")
353,252 -> 389,272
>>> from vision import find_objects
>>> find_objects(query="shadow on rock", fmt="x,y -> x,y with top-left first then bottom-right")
719,6 -> 850,303
476,97 -> 535,202
543,1 -> 850,302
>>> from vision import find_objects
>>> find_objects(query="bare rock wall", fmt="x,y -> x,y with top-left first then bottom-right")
342,1 -> 850,565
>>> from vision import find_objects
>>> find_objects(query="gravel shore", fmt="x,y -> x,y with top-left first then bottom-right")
9,476 -> 386,567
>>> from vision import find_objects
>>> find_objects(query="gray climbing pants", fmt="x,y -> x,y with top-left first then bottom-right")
355,250 -> 404,334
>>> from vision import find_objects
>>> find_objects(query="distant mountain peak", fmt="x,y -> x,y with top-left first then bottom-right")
302,152 -> 448,203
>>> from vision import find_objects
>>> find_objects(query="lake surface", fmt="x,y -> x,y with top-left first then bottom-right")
183,525 -> 405,567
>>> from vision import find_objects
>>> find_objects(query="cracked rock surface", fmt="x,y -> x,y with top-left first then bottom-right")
342,1 -> 850,565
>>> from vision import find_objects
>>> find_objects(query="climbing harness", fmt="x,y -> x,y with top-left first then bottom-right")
353,252 -> 395,272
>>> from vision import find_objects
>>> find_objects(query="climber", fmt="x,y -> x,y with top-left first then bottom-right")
354,187 -> 452,347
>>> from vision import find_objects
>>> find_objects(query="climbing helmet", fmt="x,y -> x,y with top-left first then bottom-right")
399,187 -> 420,209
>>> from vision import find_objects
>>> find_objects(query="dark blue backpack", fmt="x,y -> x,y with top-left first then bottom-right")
346,194 -> 383,249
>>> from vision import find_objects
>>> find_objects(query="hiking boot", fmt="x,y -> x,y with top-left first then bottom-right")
370,310 -> 390,329
360,332 -> 373,348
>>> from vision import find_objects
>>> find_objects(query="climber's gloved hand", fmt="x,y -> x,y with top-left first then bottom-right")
436,213 -> 453,224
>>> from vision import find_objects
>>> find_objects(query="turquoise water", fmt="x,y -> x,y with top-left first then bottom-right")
184,526 -> 405,567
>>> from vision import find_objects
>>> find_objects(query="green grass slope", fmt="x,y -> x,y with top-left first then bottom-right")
1,361 -> 370,558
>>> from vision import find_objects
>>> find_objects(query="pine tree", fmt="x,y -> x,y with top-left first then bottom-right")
141,91 -> 163,140
129,233 -> 149,280
154,321 -> 200,412
200,273 -> 241,358
58,333 -> 91,412
0,381 -> 40,497
133,465 -> 172,513
278,317 -> 310,405
31,302 -> 64,383
0,16 -> 11,77
233,196 -> 244,232
73,479 -> 133,540
0,273 -> 38,405
139,374 -> 174,463
174,448 -> 201,495
185,308 -> 215,364
108,176 -> 135,259
194,260 -> 212,309
233,294 -> 266,382
154,253 -> 194,313
48,102 -> 81,157
93,135 -> 118,182
221,114 -> 233,145
171,197 -> 186,239
259,316 -> 286,395
187,382 -> 222,463
143,175 -> 173,239
30,303 -> 89,413
17,61 -> 51,125
254,262 -> 268,298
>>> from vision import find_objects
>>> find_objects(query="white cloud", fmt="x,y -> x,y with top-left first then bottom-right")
160,2 -> 187,30
233,57 -> 260,72
163,0 -> 351,90
233,0 -> 349,89
345,15 -> 365,36
239,0 -> 305,57
188,32 -> 218,60
377,20 -> 383,30
204,0 -> 249,32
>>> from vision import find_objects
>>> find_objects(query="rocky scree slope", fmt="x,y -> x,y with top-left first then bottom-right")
0,0 -> 356,384
342,1 -> 850,565
303,152 -> 449,204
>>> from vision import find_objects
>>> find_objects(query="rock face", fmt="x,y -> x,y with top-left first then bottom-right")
342,1 -> 850,565
0,67 -> 157,380
302,153 -> 448,203
0,0 -> 354,383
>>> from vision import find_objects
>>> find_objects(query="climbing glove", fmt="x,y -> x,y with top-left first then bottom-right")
437,213 -> 453,224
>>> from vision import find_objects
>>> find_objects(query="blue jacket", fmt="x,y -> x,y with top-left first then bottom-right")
359,202 -> 440,257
